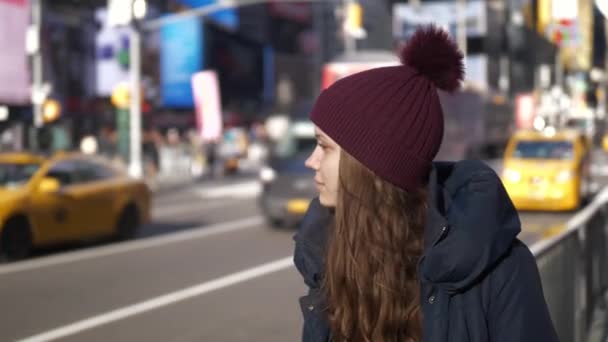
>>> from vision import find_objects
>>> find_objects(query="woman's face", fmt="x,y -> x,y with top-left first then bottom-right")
305,126 -> 341,207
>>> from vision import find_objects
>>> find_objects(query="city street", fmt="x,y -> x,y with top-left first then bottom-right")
0,157 -> 606,342
0,0 -> 606,341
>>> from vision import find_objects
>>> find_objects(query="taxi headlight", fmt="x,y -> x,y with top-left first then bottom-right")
503,168 -> 522,183
556,170 -> 574,183
260,167 -> 276,183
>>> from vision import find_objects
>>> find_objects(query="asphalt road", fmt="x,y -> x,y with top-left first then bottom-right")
1,157 -> 607,342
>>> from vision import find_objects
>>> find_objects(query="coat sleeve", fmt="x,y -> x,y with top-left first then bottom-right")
487,241 -> 559,342
293,198 -> 332,342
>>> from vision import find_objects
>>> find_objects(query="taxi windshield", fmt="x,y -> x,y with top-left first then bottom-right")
512,140 -> 574,160
0,163 -> 41,188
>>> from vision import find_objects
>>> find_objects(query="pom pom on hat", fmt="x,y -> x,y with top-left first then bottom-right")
400,25 -> 465,92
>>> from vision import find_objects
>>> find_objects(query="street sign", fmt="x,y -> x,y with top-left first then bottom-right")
108,0 -> 133,27
546,19 -> 580,47
552,0 -> 578,21
30,83 -> 51,105
25,25 -> 39,55
192,70 -> 222,142
0,0 -> 29,105
160,17 -> 203,107
393,0 -> 486,41
0,106 -> 8,122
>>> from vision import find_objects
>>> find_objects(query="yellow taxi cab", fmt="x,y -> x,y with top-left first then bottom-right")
602,133 -> 608,152
501,128 -> 591,211
0,152 -> 151,260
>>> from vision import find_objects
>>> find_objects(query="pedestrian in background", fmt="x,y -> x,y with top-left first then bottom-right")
205,140 -> 219,179
294,26 -> 558,342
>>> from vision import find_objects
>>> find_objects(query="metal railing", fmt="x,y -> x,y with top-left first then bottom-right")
531,189 -> 608,342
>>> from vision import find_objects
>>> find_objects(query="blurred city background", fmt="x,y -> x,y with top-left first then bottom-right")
0,0 -> 608,341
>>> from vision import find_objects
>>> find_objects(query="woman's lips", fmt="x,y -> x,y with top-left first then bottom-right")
314,180 -> 324,190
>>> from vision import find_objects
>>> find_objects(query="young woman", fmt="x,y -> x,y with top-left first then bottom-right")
294,26 -> 558,342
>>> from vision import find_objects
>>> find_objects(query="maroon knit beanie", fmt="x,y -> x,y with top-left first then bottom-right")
310,26 -> 465,191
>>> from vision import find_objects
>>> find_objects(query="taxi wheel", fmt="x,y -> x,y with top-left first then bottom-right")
1,217 -> 32,261
116,206 -> 140,241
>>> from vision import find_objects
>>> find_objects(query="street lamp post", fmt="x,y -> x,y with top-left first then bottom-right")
108,0 -> 145,178
31,0 -> 43,129
128,25 -> 143,178
128,0 -> 148,179
600,1 -> 608,120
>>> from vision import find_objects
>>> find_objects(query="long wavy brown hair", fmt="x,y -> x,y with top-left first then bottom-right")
322,150 -> 428,342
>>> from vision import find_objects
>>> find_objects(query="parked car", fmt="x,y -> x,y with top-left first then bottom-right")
501,128 -> 591,211
602,132 -> 608,152
258,120 -> 316,228
0,152 -> 151,260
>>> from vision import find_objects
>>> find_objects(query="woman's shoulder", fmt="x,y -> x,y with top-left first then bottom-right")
483,239 -> 559,340
486,239 -> 552,319
488,239 -> 539,289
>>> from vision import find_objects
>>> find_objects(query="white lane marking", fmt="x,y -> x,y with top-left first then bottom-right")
18,256 -> 294,342
197,181 -> 261,199
0,216 -> 264,276
152,179 -> 261,200
152,198 -> 240,218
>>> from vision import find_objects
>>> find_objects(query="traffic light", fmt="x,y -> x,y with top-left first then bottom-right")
42,99 -> 61,123
344,2 -> 366,39
346,3 -> 362,30
111,82 -> 131,109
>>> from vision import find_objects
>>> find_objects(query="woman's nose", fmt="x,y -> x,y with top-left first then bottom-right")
305,147 -> 320,170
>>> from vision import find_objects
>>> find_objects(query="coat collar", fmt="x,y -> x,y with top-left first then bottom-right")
424,163 -> 450,251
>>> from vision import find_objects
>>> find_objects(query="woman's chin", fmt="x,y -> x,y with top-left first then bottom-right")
318,194 -> 336,208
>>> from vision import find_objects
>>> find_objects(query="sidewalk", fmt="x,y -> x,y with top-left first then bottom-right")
586,292 -> 608,342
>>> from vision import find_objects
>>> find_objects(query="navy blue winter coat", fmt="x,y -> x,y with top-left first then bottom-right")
293,160 -> 559,342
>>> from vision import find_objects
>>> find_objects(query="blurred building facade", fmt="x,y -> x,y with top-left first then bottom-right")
1,0 -> 607,153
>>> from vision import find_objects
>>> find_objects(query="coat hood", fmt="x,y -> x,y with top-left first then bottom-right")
420,160 -> 521,293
